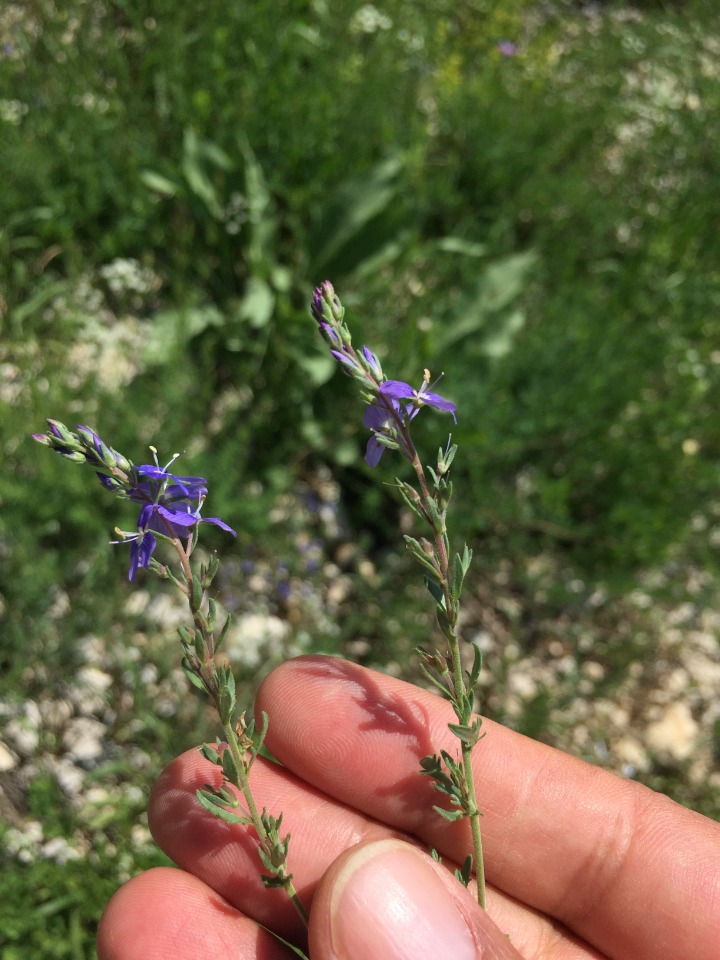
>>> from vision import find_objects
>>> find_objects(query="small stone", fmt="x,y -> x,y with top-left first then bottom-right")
582,660 -> 606,681
345,639 -> 371,658
0,740 -> 17,771
614,735 -> 650,772
39,698 -> 74,730
62,716 -> 106,764
41,836 -> 80,865
645,702 -> 699,762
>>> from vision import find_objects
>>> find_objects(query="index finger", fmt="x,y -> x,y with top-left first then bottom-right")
257,655 -> 720,960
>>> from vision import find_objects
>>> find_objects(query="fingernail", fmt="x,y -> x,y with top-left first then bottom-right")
330,840 -> 477,960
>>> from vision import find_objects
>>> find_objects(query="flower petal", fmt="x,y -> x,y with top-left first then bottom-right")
420,391 -> 457,422
379,380 -> 415,400
200,517 -> 237,536
364,436 -> 385,468
129,531 -> 156,580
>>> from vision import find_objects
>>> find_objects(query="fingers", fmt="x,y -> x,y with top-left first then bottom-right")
96,867 -> 295,960
147,744 -> 399,943
256,656 -> 720,960
309,838 -> 524,960
146,745 -> 601,958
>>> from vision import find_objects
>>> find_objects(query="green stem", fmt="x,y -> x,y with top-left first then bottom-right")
222,720 -> 310,926
411,457 -> 487,909
463,738 -> 486,909
174,538 -> 309,927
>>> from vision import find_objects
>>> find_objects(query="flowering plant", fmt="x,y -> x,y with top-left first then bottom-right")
31,420 -> 309,924
311,282 -> 485,905
33,281 -> 487,944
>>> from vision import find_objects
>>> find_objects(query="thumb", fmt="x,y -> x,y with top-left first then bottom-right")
308,838 -> 523,960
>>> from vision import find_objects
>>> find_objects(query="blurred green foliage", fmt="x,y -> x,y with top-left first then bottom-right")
2,0 -> 720,952
3,1 -> 719,613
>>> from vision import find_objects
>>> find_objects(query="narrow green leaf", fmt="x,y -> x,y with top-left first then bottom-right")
207,598 -> 217,633
436,236 -> 487,257
221,745 -> 240,783
219,670 -> 236,724
198,743 -> 221,765
193,628 -> 205,660
455,855 -> 474,887
196,789 -> 248,825
425,578 -> 445,605
215,614 -> 232,653
432,805 -> 466,822
468,644 -> 483,687
181,658 -> 207,692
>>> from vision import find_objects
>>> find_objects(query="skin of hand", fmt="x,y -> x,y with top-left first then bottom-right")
97,655 -> 720,960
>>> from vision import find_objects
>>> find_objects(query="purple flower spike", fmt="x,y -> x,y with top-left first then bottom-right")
379,372 -> 457,424
311,281 -> 339,325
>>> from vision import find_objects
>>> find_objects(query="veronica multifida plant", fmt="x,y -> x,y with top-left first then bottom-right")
31,421 -> 309,924
311,281 -> 486,907
33,279 -> 485,929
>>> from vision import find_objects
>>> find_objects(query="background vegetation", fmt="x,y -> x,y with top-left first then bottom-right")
2,0 -> 719,956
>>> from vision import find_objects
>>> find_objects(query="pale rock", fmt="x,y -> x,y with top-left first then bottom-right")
41,836 -> 80,864
146,591 -> 188,629
507,669 -> 537,701
224,614 -> 289,668
662,668 -> 690,696
49,756 -> 86,797
582,660 -> 606,681
5,706 -> 40,756
614,735 -> 650,772
62,716 -> 106,764
77,665 -> 113,694
326,576 -> 351,605
39,698 -> 73,729
0,740 -> 17,771
644,702 -> 699,761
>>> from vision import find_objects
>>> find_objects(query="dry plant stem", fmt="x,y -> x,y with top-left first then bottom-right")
172,537 -> 310,927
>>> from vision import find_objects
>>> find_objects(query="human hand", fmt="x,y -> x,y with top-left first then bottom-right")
97,655 -> 720,959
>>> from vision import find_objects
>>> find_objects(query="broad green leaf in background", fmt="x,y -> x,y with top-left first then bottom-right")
433,251 -> 537,354
310,155 -> 405,270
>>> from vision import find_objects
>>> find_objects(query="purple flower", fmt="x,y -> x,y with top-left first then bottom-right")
362,400 -> 400,467
119,457 -> 235,577
379,371 -> 457,424
135,464 -> 208,498
111,527 -> 157,580
143,500 -> 236,539
498,41 -> 517,57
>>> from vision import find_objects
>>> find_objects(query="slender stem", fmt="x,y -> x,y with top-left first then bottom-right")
172,538 -> 310,926
409,451 -> 487,908
463,739 -> 486,909
222,720 -> 310,925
